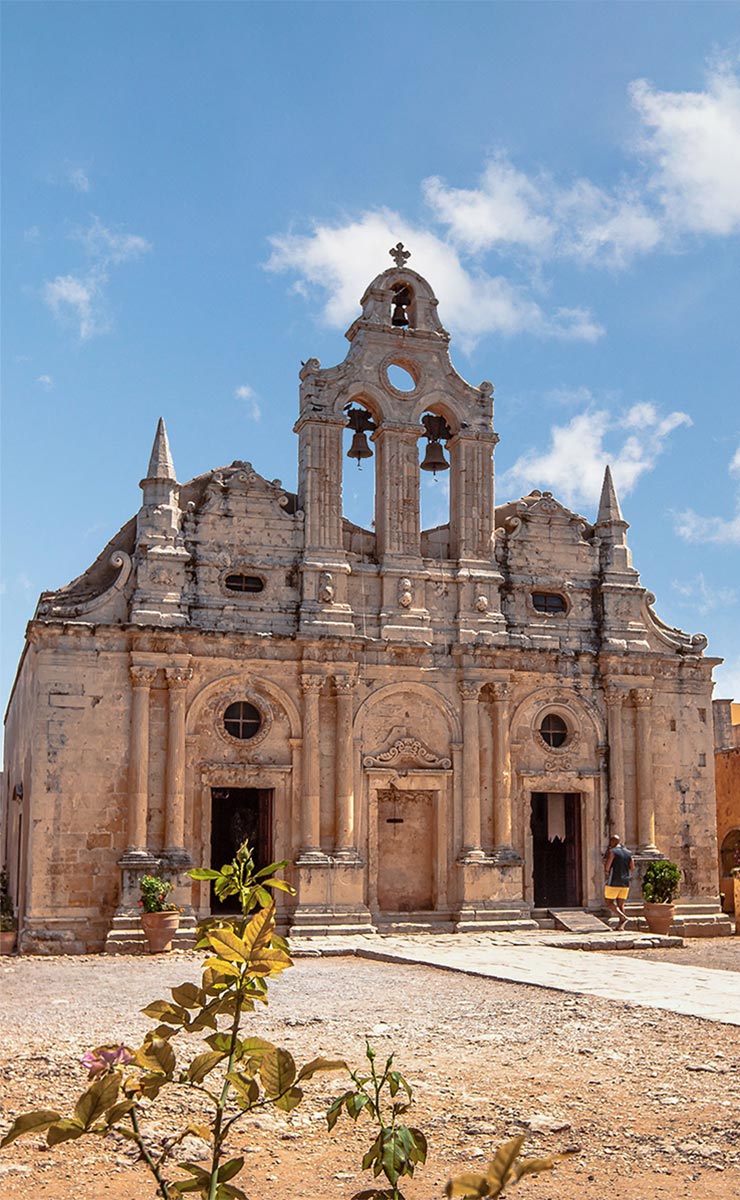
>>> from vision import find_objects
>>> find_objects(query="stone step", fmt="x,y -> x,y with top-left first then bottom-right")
548,908 -> 611,934
105,913 -> 197,954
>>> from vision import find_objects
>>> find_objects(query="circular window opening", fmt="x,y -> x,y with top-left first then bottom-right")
224,573 -> 264,594
223,701 -> 262,740
540,713 -> 568,748
386,363 -> 416,392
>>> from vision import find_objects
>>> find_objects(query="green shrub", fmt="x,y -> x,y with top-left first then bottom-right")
642,860 -> 681,904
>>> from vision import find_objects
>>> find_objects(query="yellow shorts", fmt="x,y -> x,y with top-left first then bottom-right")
605,886 -> 629,901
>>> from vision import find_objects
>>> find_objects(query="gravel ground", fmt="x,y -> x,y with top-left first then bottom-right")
1,944 -> 739,1200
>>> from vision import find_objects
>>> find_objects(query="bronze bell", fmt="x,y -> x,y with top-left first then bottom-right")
347,430 -> 373,462
420,440 -> 449,474
391,300 -> 408,327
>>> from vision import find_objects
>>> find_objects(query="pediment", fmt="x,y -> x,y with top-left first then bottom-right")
363,729 -> 451,770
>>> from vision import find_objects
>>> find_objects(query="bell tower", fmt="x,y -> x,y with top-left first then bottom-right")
295,246 -> 505,643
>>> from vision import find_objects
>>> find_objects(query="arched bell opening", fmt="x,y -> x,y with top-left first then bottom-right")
389,281 -> 417,329
419,411 -> 452,554
343,401 -> 377,532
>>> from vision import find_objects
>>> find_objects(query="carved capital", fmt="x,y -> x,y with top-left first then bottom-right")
301,673 -> 324,695
631,688 -> 653,709
458,680 -> 481,702
488,681 -> 511,702
165,667 -> 193,689
604,686 -> 624,708
130,665 -> 157,688
333,674 -> 357,695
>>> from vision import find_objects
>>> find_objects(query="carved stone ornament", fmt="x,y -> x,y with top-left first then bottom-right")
165,667 -> 193,689
398,577 -> 413,608
130,665 -> 158,688
458,680 -> 481,701
488,681 -> 511,702
300,673 -> 324,695
363,737 -> 452,770
545,756 -> 573,772
475,594 -> 489,613
319,571 -> 335,604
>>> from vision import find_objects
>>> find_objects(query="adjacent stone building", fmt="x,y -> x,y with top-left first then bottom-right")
713,700 -> 740,912
2,249 -> 729,953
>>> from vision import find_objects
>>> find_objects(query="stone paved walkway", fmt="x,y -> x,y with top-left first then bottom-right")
295,932 -> 740,1026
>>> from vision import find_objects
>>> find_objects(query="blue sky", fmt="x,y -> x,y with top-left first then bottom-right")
2,0 -> 739,710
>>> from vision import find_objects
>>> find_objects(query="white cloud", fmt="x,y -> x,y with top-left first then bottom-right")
42,272 -> 105,340
235,384 -> 261,422
674,443 -> 740,546
631,60 -> 740,238
671,572 -> 737,615
23,225 -> 41,243
42,217 -> 151,341
499,400 -> 692,509
423,158 -> 554,253
36,374 -> 54,389
266,210 -> 603,350
66,164 -> 91,193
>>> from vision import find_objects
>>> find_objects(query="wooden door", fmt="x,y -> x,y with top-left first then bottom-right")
377,789 -> 435,912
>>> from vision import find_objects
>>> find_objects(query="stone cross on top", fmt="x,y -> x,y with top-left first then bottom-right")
389,242 -> 411,268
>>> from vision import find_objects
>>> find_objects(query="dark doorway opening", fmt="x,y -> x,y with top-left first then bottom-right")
530,792 -> 582,908
210,787 -> 273,912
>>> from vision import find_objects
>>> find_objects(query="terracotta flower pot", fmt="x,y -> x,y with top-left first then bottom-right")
0,929 -> 17,955
643,902 -> 675,936
140,910 -> 179,953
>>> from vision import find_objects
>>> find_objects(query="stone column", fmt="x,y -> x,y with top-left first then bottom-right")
127,666 -> 157,854
334,674 -> 357,857
374,424 -> 422,559
490,682 -> 517,858
458,680 -> 484,859
632,688 -> 657,853
164,666 -> 193,861
604,686 -> 626,838
300,674 -> 325,858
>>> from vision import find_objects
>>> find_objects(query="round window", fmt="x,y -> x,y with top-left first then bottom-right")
540,713 -> 568,748
223,701 -> 262,740
386,363 -> 416,392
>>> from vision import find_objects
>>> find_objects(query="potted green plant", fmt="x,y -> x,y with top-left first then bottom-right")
138,873 -> 179,953
641,859 -> 681,935
0,871 -> 18,955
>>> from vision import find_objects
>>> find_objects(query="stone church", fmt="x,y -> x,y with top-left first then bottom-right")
2,248 -> 729,953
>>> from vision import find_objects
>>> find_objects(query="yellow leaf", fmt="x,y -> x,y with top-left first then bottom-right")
135,1036 -> 176,1077
0,1110 -> 61,1148
485,1137 -> 526,1191
203,956 -> 242,978
259,1048 -> 296,1098
74,1074 -> 121,1129
241,903 -> 275,955
47,1119 -> 85,1146
444,1173 -> 490,1198
206,927 -> 249,963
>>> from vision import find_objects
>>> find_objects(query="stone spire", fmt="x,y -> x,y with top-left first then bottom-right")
596,464 -> 624,527
144,417 -> 176,482
595,464 -> 634,577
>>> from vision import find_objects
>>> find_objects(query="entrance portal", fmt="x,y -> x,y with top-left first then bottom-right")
210,787 -> 273,912
377,788 -> 435,911
530,792 -> 582,908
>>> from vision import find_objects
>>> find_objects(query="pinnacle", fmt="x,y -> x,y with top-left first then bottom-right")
596,464 -> 624,525
145,417 -> 176,481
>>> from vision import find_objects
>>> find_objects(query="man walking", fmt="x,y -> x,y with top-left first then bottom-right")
604,835 -> 634,930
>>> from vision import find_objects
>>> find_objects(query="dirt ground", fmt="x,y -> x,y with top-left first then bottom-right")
1,940 -> 739,1200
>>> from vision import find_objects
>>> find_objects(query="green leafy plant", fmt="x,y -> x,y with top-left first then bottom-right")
445,1136 -> 576,1198
0,869 -> 17,932
1,843 -> 346,1200
641,859 -> 681,904
139,874 -> 177,913
327,1041 -> 427,1200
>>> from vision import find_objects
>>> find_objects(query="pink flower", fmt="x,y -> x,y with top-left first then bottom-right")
81,1044 -> 134,1078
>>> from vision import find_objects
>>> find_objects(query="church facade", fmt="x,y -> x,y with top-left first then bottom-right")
2,250 -> 729,953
